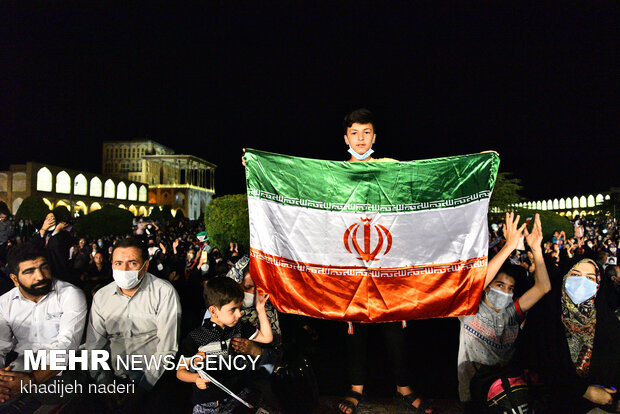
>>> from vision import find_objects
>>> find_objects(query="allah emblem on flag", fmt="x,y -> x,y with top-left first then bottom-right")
344,217 -> 392,261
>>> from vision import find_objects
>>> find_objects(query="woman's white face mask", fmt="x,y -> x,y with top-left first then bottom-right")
243,291 -> 255,309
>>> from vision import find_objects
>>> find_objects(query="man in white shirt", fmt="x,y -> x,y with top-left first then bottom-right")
0,243 -> 87,405
85,237 -> 181,408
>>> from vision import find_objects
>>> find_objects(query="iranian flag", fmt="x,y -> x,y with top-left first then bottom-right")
244,149 -> 500,322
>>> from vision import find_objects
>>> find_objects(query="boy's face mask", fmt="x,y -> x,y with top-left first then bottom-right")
348,146 -> 374,161
486,287 -> 513,309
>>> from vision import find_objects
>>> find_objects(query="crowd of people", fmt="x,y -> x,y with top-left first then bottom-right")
0,109 -> 618,414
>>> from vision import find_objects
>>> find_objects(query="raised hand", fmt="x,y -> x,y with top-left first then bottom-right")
524,213 -> 543,253
502,212 -> 527,252
256,293 -> 269,309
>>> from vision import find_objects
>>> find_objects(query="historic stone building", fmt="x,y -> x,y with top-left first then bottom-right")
0,162 -> 151,216
102,140 -> 216,219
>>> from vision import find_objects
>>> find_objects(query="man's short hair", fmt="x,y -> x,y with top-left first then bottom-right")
204,276 -> 244,308
343,108 -> 375,133
7,243 -> 48,276
596,250 -> 608,264
113,237 -> 149,262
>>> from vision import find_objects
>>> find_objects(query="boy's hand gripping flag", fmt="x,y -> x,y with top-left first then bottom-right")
244,149 -> 500,322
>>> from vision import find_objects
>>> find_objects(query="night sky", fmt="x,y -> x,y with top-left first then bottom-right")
1,2 -> 618,201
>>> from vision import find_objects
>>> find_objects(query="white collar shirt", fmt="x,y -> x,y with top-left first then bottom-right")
85,272 -> 181,390
0,279 -> 88,370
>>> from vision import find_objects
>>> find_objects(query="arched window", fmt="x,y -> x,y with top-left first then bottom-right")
559,199 -> 565,209
553,199 -> 559,210
573,196 -> 579,208
566,198 -> 572,209
536,201 -> 542,210
128,183 -> 137,200
12,172 -> 26,192
139,185 -> 147,202
37,167 -> 53,192
117,182 -> 127,200
74,174 -> 87,195
12,197 -> 23,214
542,200 -> 547,210
595,194 -> 604,205
56,171 -> 71,194
605,194 -> 611,200
90,177 -> 102,197
547,200 -> 553,210
104,179 -> 115,198
587,195 -> 595,208
579,196 -> 587,208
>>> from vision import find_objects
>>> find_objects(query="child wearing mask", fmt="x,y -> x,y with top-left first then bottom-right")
458,213 -> 551,409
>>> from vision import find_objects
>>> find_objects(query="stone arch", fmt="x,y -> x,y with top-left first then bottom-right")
118,204 -> 127,209
12,172 -> 26,192
56,171 -> 71,194
104,179 -> 115,198
55,200 -> 70,210
42,198 -> 53,210
12,197 -> 23,214
74,174 -> 87,195
128,183 -> 138,201
565,210 -> 572,219
138,206 -> 148,216
75,201 -> 88,215
0,173 -> 7,192
90,177 -> 103,197
128,205 -> 138,216
573,210 -> 580,218
117,182 -> 127,200
90,202 -> 102,212
605,194 -> 611,200
37,167 -> 53,192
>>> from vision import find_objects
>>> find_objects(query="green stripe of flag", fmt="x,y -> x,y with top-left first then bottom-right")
244,149 -> 499,213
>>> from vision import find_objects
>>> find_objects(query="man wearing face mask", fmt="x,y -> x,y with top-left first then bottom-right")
85,237 -> 181,411
457,213 -> 551,409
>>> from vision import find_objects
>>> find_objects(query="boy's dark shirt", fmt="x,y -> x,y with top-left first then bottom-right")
180,319 -> 257,405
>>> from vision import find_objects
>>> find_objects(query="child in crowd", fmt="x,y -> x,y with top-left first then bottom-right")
458,212 -> 551,411
177,276 -> 273,413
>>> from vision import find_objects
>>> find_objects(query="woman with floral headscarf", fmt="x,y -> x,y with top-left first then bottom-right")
518,258 -> 620,413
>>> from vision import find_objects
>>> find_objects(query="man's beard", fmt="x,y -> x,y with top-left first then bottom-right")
19,279 -> 52,296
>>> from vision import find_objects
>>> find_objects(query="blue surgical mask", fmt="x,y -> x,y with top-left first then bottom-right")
486,287 -> 513,309
348,146 -> 374,161
565,276 -> 598,305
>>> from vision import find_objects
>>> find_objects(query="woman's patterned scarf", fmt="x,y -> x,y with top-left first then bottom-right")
560,258 -> 599,378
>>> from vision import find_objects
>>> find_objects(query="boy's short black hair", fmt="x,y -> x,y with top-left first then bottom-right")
113,237 -> 149,262
343,108 -> 375,134
7,243 -> 48,276
204,276 -> 244,308
495,263 -> 530,297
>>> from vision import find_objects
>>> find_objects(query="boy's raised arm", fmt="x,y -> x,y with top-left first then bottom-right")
252,294 -> 273,344
518,213 -> 552,312
484,212 -> 527,289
